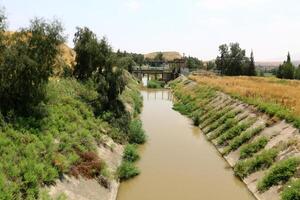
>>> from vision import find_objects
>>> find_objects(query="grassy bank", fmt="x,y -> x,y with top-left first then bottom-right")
190,75 -> 300,128
0,74 -> 144,199
170,76 -> 300,200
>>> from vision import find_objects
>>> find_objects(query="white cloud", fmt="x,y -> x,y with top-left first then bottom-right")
125,0 -> 141,11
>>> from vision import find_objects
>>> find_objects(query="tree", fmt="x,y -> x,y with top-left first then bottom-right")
278,52 -> 295,79
116,56 -> 135,73
73,27 -> 126,114
0,17 -> 65,116
215,44 -> 229,75
206,61 -> 216,70
215,43 -> 250,76
248,50 -> 256,76
73,27 -> 111,80
295,65 -> 300,80
186,56 -> 204,69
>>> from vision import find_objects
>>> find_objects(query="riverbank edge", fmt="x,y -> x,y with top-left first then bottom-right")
169,75 -> 300,200
47,73 -> 144,200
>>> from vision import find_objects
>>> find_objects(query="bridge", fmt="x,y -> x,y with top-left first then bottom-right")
132,59 -> 186,82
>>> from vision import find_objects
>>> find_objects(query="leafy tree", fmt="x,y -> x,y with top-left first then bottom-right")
277,52 -> 295,79
215,43 -> 251,76
73,27 -> 112,80
116,56 -> 135,73
295,65 -> 300,80
0,17 -> 65,116
116,50 -> 144,66
73,27 -> 127,116
206,61 -> 216,70
186,56 -> 204,69
215,44 -> 229,75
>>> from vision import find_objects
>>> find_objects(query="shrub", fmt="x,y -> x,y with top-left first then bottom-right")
201,106 -> 233,129
204,110 -> 240,134
216,118 -> 256,145
69,151 -> 103,179
123,144 -> 140,162
147,80 -> 165,88
257,157 -> 300,192
117,161 -> 140,181
128,119 -> 146,144
208,118 -> 238,140
234,149 -> 278,178
281,179 -> 300,200
173,101 -> 197,116
224,125 -> 265,155
191,110 -> 202,126
240,136 -> 268,159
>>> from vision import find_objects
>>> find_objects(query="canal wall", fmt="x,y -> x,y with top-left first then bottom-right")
170,76 -> 300,200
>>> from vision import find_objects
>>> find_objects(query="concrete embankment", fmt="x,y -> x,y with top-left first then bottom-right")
170,76 -> 300,200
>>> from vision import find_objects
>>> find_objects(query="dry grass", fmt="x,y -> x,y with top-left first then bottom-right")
144,51 -> 182,61
190,74 -> 300,118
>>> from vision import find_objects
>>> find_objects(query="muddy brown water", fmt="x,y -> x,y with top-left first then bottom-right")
117,89 -> 255,200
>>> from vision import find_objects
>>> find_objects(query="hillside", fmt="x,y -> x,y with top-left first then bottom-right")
144,51 -> 182,61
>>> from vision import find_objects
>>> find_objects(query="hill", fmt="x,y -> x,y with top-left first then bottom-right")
144,51 -> 182,61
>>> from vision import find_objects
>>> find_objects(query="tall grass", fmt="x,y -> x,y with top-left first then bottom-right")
190,75 -> 300,128
216,118 -> 256,146
234,149 -> 278,178
223,125 -> 265,155
239,136 -> 268,159
257,157 -> 300,192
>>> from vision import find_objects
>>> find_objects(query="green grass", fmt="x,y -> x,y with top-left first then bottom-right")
281,179 -> 300,200
208,118 -> 238,140
0,76 -> 143,199
216,118 -> 256,146
147,80 -> 165,88
232,93 -> 300,129
234,149 -> 278,178
203,110 -> 241,134
223,125 -> 265,155
239,136 -> 269,159
128,119 -> 146,144
201,106 -> 233,129
117,161 -> 140,181
123,144 -> 140,162
257,157 -> 300,192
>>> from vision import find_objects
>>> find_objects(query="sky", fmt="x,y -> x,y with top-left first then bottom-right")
1,0 -> 300,61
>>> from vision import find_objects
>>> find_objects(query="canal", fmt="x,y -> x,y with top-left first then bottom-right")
117,89 -> 255,200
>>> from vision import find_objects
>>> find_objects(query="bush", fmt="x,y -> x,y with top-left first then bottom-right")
239,136 -> 268,159
147,80 -> 165,88
223,125 -> 265,155
281,179 -> 300,200
204,110 -> 240,134
234,149 -> 278,178
191,110 -> 202,126
128,119 -> 146,144
173,101 -> 197,116
208,118 -> 238,140
201,106 -> 233,129
257,157 -> 300,192
117,161 -> 140,181
123,144 -> 140,162
216,118 -> 256,145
